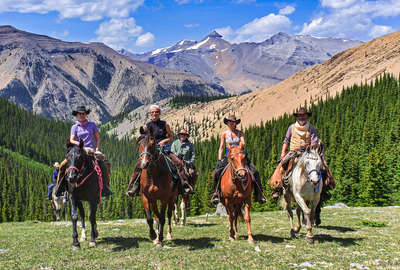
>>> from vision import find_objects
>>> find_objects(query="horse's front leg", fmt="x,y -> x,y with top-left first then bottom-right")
295,206 -> 302,233
173,199 -> 179,225
225,199 -> 235,241
154,202 -> 167,247
244,199 -> 253,243
167,199 -> 174,241
69,195 -> 80,250
142,195 -> 156,241
283,192 -> 296,238
233,207 -> 239,240
89,201 -> 98,247
294,194 -> 313,243
180,195 -> 187,226
77,201 -> 86,242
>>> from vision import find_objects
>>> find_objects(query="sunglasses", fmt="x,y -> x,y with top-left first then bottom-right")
150,111 -> 160,114
77,112 -> 86,116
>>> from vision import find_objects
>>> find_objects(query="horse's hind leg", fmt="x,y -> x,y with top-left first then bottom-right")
244,200 -> 254,243
167,199 -> 174,241
69,196 -> 80,249
89,202 -> 98,247
143,196 -> 156,241
233,206 -> 239,240
295,206 -> 302,233
283,193 -> 296,238
294,194 -> 313,243
77,201 -> 86,242
180,195 -> 187,226
173,198 -> 179,225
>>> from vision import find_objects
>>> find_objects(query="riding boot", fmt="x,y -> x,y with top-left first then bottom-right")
249,163 -> 266,204
126,161 -> 141,197
100,160 -> 113,197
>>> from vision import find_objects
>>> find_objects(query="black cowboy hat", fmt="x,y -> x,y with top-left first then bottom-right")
72,105 -> 91,116
223,115 -> 241,125
294,107 -> 312,117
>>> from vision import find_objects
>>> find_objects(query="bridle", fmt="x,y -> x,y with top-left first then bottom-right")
228,150 -> 247,180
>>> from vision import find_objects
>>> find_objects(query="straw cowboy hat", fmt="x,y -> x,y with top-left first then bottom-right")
72,105 -> 91,116
223,115 -> 241,125
53,162 -> 60,168
293,107 -> 312,117
178,129 -> 190,137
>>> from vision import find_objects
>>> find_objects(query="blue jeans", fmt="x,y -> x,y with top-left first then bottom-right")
48,183 -> 55,199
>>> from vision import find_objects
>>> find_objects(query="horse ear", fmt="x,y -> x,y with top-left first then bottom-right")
79,139 -> 84,149
140,126 -> 145,135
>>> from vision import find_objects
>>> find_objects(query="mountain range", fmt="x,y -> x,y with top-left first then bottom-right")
122,31 -> 362,94
0,25 -> 224,122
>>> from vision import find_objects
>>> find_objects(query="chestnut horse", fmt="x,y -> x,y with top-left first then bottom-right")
221,145 -> 254,243
136,126 -> 178,247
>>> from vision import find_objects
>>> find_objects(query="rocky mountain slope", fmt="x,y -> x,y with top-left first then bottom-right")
0,26 -> 224,122
123,31 -> 361,94
111,30 -> 400,140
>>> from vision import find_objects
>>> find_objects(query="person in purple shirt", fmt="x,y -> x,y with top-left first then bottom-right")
69,106 -> 112,197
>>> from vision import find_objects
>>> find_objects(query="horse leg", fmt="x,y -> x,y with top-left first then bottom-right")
173,198 -> 179,225
154,202 -> 167,247
150,202 -> 161,239
167,199 -> 174,241
180,195 -> 187,226
143,196 -> 156,241
69,196 -> 80,250
295,206 -> 302,233
225,199 -> 235,241
294,194 -> 313,243
244,199 -> 254,243
283,192 -> 296,238
89,201 -> 98,247
77,201 -> 86,242
234,206 -> 239,240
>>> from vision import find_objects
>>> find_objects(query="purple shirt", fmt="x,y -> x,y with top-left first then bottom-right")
283,123 -> 318,145
70,120 -> 98,149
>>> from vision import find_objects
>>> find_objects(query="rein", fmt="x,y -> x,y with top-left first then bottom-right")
228,150 -> 249,190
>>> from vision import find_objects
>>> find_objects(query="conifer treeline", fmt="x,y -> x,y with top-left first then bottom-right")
0,74 -> 399,222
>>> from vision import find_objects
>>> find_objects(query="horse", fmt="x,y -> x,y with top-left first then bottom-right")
281,147 -> 323,244
173,167 -> 198,226
220,144 -> 254,243
51,190 -> 67,221
64,140 -> 103,249
136,126 -> 178,247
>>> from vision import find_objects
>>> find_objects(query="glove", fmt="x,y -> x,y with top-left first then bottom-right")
217,160 -> 223,167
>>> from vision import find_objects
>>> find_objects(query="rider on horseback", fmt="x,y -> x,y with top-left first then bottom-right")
270,107 -> 334,199
211,115 -> 266,204
55,106 -> 112,197
126,105 -> 194,197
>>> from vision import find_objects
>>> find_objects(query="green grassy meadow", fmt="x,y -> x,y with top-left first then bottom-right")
1,207 -> 399,269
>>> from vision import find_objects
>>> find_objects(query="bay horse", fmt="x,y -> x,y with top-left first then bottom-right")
281,147 -> 323,244
64,140 -> 103,249
221,144 -> 253,243
136,126 -> 178,247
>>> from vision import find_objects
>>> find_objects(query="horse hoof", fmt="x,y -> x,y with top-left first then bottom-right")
72,245 -> 80,251
80,236 -> 87,242
153,240 -> 163,247
229,236 -> 235,241
306,236 -> 314,244
290,229 -> 296,239
89,241 -> 96,247
235,234 -> 239,240
150,231 -> 157,241
294,227 -> 301,233
166,233 -> 173,241
248,238 -> 254,244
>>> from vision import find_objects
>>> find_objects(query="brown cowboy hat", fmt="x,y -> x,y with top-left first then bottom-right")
294,107 -> 312,117
178,129 -> 190,137
223,115 -> 241,125
72,105 -> 91,116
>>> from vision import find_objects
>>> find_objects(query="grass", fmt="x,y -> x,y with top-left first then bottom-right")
1,206 -> 400,269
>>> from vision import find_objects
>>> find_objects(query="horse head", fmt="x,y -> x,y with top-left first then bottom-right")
65,139 -> 86,185
301,147 -> 322,185
138,126 -> 156,169
227,144 -> 247,180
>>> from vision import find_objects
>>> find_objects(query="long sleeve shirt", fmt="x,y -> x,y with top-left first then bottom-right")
283,123 -> 319,145
171,139 -> 195,164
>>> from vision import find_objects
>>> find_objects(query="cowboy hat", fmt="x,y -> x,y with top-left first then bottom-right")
53,162 -> 60,168
223,115 -> 241,125
178,129 -> 190,137
294,107 -> 312,117
72,105 -> 91,116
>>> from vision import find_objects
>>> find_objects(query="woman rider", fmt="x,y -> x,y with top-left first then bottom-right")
68,105 -> 112,197
211,115 -> 266,204
126,105 -> 193,196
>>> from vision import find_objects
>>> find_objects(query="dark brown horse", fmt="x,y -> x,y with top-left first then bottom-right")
64,140 -> 102,249
136,126 -> 178,247
221,145 -> 254,243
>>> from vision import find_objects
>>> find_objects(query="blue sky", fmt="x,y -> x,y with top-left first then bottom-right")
0,0 -> 399,53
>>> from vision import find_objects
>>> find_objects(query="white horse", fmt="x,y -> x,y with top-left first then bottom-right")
282,147 -> 323,243
51,190 -> 67,221
173,195 -> 189,226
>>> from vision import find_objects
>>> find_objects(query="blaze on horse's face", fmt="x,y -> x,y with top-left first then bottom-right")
66,140 -> 85,184
228,145 -> 247,180
138,126 -> 156,169
303,147 -> 322,184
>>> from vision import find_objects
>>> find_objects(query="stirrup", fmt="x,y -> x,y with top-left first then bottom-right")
211,193 -> 220,205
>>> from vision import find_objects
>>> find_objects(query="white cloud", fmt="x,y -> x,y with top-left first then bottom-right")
300,0 -> 400,40
369,25 -> 394,38
0,0 -> 144,21
94,18 -> 143,50
279,5 -> 295,15
219,13 -> 291,43
184,23 -> 200,28
136,32 -> 155,46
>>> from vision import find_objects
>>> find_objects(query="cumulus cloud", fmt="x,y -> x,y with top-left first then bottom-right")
217,12 -> 291,43
301,0 -> 400,40
136,32 -> 155,46
94,18 -> 143,50
279,5 -> 295,15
